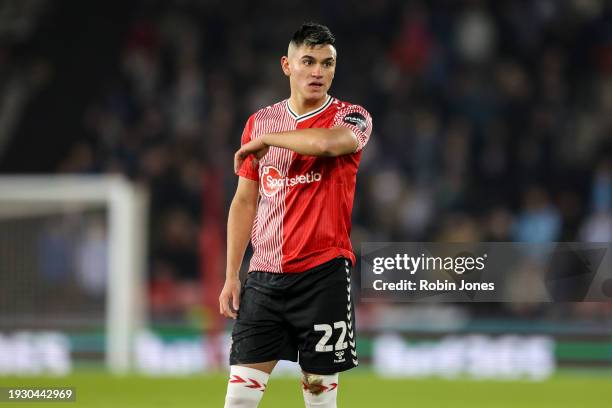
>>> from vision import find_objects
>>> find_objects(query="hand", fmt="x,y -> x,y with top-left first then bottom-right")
234,137 -> 269,174
219,278 -> 241,319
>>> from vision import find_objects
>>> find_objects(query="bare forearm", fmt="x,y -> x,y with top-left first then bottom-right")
262,127 -> 357,157
226,198 -> 257,280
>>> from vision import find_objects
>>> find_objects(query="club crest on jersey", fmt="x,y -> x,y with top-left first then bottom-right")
260,165 -> 322,197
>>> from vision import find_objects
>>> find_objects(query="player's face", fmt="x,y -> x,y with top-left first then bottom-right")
283,44 -> 336,103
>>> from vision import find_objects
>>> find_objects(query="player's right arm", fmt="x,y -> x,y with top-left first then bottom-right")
219,176 -> 258,319
219,114 -> 259,319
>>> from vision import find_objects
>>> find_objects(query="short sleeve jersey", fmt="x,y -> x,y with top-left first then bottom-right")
237,95 -> 372,273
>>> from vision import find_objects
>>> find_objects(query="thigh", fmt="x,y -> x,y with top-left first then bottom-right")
287,258 -> 358,374
229,276 -> 297,365
236,361 -> 278,375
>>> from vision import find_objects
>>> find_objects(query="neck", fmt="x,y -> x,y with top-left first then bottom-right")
288,93 -> 329,116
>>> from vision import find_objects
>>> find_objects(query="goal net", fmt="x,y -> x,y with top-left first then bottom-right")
0,175 -> 147,374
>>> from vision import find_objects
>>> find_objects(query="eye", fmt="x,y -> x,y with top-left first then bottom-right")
303,59 -> 312,66
324,61 -> 334,67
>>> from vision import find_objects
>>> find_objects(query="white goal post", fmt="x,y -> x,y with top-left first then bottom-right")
0,175 -> 148,374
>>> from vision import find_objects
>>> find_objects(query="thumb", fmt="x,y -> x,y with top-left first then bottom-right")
232,289 -> 240,311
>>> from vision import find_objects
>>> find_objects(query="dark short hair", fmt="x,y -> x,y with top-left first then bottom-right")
290,22 -> 335,48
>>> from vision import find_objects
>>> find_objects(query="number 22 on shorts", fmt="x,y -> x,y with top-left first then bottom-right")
314,321 -> 348,352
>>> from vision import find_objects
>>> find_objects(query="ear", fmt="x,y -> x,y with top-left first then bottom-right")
280,56 -> 291,77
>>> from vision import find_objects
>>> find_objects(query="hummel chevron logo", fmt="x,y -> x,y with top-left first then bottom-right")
229,375 -> 266,391
301,382 -> 339,393
351,349 -> 357,357
245,379 -> 264,390
349,339 -> 355,348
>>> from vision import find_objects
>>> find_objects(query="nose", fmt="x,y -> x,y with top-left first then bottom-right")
311,64 -> 323,78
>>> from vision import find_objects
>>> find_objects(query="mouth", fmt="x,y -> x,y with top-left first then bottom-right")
308,82 -> 324,89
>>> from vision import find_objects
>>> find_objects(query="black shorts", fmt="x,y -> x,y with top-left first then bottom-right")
229,257 -> 358,375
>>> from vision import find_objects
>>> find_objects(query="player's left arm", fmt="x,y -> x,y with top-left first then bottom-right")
233,128 -> 356,173
233,107 -> 372,172
266,127 -> 358,156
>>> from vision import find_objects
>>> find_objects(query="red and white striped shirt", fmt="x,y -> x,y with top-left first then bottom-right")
237,96 -> 372,273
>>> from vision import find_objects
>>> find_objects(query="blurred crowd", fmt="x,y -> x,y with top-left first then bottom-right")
2,0 -> 612,323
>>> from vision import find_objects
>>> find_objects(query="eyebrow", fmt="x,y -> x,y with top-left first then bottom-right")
301,55 -> 336,62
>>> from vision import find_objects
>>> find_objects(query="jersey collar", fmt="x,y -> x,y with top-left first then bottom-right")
286,95 -> 332,122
